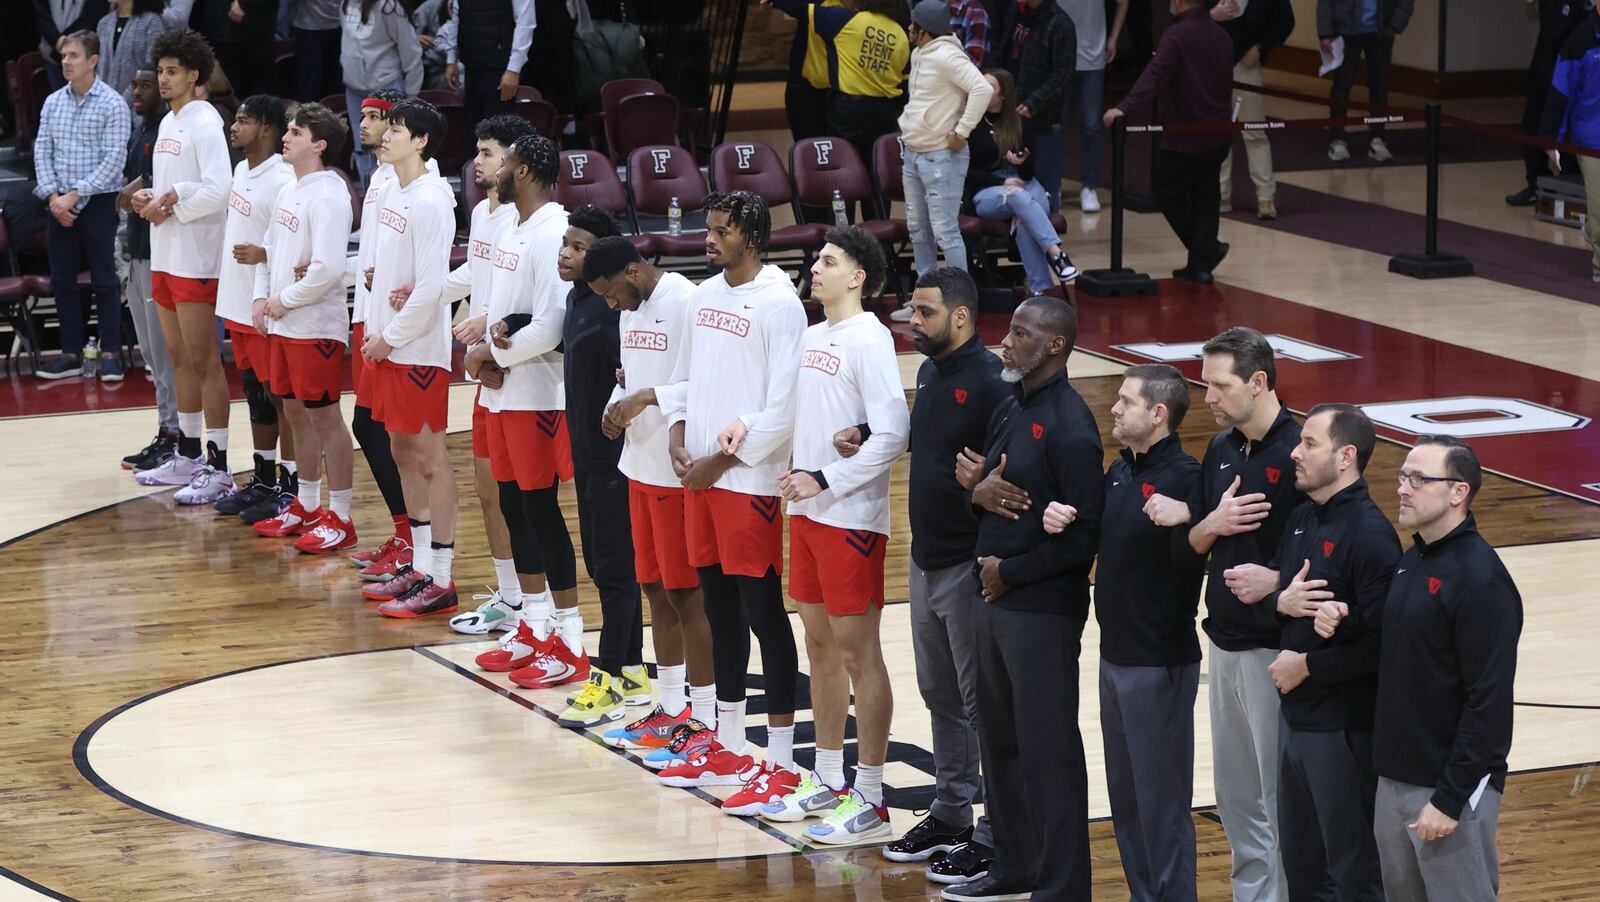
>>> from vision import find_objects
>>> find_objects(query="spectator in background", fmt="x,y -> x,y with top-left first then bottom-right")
767,0 -> 843,224
292,0 -> 344,101
1541,3 -> 1600,281
32,30 -> 131,380
897,0 -> 992,289
783,0 -> 911,176
1211,0 -> 1294,220
964,68 -> 1078,295
1105,0 -> 1232,283
190,0 -> 279,102
341,0 -> 423,186
96,0 -> 168,101
991,0 -> 1076,215
1055,0 -> 1129,213
948,0 -> 988,65
413,0 -> 454,91
1507,0 -> 1588,206
33,0 -> 109,88
1320,0 -> 1413,163
439,0 -> 538,127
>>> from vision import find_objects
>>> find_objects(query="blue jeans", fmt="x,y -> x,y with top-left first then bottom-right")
903,146 -> 971,276
1035,69 -> 1107,210
47,193 -> 122,354
974,181 -> 1061,294
346,81 -> 404,190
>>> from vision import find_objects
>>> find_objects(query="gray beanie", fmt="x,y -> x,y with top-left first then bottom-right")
910,0 -> 952,36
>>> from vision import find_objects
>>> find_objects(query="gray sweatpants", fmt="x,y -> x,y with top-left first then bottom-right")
123,257 -> 177,433
1209,643 -> 1288,902
1101,660 -> 1199,902
908,560 -> 991,846
1374,776 -> 1502,902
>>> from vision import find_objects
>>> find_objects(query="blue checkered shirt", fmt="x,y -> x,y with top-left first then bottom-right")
33,77 -> 131,210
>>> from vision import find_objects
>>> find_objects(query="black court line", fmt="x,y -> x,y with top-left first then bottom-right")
1515,701 -> 1600,711
0,864 -> 76,902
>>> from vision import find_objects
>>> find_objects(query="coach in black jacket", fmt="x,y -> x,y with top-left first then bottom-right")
957,295 -> 1101,902
990,0 -> 1077,211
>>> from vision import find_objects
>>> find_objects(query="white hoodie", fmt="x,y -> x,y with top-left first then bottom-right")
479,200 -> 569,413
443,198 -> 517,321
656,264 -> 806,498
255,169 -> 355,343
348,158 -> 439,325
896,34 -> 994,154
609,271 -> 697,489
366,166 -> 458,370
150,99 -> 233,278
218,155 -> 294,327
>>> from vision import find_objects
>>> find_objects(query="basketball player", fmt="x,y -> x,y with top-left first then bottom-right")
208,95 -> 295,514
608,192 -> 806,785
132,30 -> 234,492
345,89 -> 417,583
439,114 -> 538,634
455,134 -> 588,686
756,226 -> 907,841
357,99 -> 460,618
1143,326 -> 1305,902
587,237 -> 719,758
251,103 -> 360,555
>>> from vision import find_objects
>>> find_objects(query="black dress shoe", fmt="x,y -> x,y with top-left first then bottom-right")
1192,269 -> 1215,284
1506,186 -> 1537,207
1172,266 -> 1200,281
940,873 -> 1033,901
1210,241 -> 1230,271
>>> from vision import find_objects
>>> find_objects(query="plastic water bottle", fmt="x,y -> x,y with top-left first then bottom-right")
667,197 -> 682,236
831,189 -> 848,227
82,338 -> 99,379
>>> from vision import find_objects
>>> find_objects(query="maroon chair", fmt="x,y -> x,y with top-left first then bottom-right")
432,104 -> 471,181
789,137 -> 907,246
329,168 -> 362,229
514,85 -> 542,102
0,218 -> 43,374
460,160 -> 488,212
419,88 -> 464,108
319,93 -> 347,115
594,77 -> 667,160
626,145 -> 710,257
611,93 -> 681,165
709,141 -> 826,253
511,98 -> 560,140
557,150 -> 657,259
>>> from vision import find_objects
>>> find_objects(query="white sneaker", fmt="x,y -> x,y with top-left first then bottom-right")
1368,137 -> 1393,162
1328,139 -> 1351,162
449,589 -> 523,634
804,788 -> 893,845
136,453 -> 202,486
1079,187 -> 1101,213
173,465 -> 236,504
759,770 -> 844,823
889,304 -> 915,323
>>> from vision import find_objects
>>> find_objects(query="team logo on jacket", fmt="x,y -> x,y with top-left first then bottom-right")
623,329 -> 668,351
953,388 -> 968,404
153,138 -> 182,155
228,190 -> 252,216
379,208 -> 407,234
1323,539 -> 1336,558
1265,466 -> 1281,484
696,307 -> 750,338
492,248 -> 520,271
1031,423 -> 1044,440
801,349 -> 841,375
471,238 -> 492,261
1141,482 -> 1156,500
275,208 -> 299,232
1427,576 -> 1443,596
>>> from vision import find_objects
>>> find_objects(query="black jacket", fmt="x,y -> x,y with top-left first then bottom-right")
1272,479 -> 1401,732
909,334 -> 1009,571
1094,433 -> 1206,667
990,0 -> 1076,130
1208,0 -> 1295,64
1374,516 -> 1521,820
33,0 -> 108,56
456,0 -> 517,72
562,283 -> 625,471
191,0 -> 279,44
124,114 -> 161,260
973,367 -> 1103,616
1185,404 -> 1306,651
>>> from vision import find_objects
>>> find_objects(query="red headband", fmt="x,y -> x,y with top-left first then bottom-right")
361,97 -> 393,112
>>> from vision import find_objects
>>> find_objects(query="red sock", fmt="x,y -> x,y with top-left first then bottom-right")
393,514 -> 411,544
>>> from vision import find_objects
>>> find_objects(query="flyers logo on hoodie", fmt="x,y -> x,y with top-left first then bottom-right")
379,208 -> 407,234
696,307 -> 750,338
801,349 -> 841,376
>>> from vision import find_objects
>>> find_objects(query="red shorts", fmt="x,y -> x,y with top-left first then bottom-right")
629,481 -> 698,590
788,516 -> 886,616
350,323 -> 374,407
471,388 -> 490,459
268,336 -> 345,403
684,487 -> 783,578
228,323 -> 271,379
151,272 -> 218,311
485,409 -> 574,490
369,361 -> 448,434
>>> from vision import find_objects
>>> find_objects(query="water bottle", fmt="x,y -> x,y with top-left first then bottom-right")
831,189 -> 848,227
82,338 -> 99,379
667,197 -> 682,236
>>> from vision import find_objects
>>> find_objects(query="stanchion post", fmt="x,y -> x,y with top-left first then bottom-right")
1077,118 -> 1157,297
1389,103 -> 1474,279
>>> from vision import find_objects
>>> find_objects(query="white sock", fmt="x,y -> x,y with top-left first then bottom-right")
854,762 -> 885,807
523,589 -> 551,638
689,684 -> 717,727
258,448 -> 276,463
329,488 -> 352,520
658,664 -> 686,714
553,606 -> 583,655
492,558 -> 519,600
205,427 -> 228,451
178,410 -> 202,440
716,700 -> 747,753
282,459 -> 298,475
431,544 -> 454,585
410,522 -> 432,575
814,746 -> 846,791
298,478 -> 321,513
766,723 -> 796,772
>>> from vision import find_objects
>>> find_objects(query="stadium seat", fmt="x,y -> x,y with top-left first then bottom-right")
612,93 -> 682,165
626,145 -> 710,258
556,150 -> 656,259
709,141 -> 827,254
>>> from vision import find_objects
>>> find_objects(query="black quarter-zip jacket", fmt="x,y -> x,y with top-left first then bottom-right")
1272,478 -> 1402,732
1094,433 -> 1207,667
562,283 -> 625,471
973,368 -> 1104,617
1374,515 -> 1522,820
1185,404 -> 1306,651
908,334 -> 1011,571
